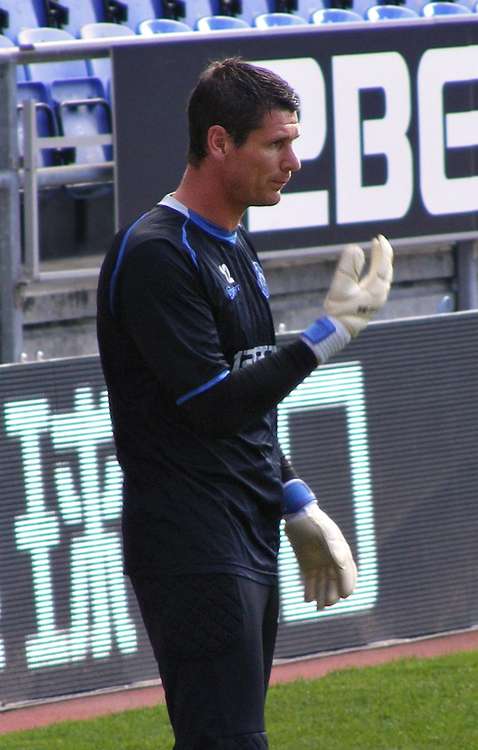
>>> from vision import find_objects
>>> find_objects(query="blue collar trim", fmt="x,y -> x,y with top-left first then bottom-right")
159,194 -> 237,244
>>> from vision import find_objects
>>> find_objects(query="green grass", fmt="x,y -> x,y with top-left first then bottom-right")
1,650 -> 477,750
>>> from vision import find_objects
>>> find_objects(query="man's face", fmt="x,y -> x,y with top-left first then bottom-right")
222,108 -> 301,213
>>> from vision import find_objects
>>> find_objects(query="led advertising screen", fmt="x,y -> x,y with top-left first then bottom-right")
1,314 -> 477,705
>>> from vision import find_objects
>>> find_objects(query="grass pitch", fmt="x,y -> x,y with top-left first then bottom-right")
1,650 -> 477,750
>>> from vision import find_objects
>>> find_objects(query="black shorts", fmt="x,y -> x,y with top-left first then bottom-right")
130,573 -> 279,750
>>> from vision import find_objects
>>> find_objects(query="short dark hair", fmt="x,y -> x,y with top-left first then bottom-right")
187,57 -> 300,166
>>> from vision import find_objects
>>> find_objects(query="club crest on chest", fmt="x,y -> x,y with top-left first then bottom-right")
252,262 -> 270,299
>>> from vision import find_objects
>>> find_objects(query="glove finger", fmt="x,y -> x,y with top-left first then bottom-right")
336,553 -> 358,599
304,573 -> 318,604
315,568 -> 328,611
375,234 -> 394,283
325,571 -> 340,607
363,235 -> 394,289
329,244 -> 365,292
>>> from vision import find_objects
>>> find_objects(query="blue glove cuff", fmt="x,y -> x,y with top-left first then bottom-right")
301,316 -> 351,364
303,316 -> 337,343
283,479 -> 316,516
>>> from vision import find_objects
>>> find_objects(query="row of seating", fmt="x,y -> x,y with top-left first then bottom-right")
2,0 -> 477,178
0,0 -> 477,40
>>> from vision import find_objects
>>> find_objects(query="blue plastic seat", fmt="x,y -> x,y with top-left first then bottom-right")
253,11 -> 308,26
0,0 -> 49,43
17,27 -> 112,173
57,78 -> 112,165
80,22 -> 135,93
311,7 -> 363,21
18,27 -> 90,83
17,80 -> 59,167
138,18 -> 192,34
422,0 -> 471,13
0,31 -> 14,46
366,4 -> 419,18
195,15 -> 250,30
58,0 -> 107,37
121,0 -> 162,31
235,0 -> 269,24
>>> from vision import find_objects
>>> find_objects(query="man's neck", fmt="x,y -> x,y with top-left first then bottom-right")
174,165 -> 243,232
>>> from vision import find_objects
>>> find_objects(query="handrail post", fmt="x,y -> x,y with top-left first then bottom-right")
0,59 -> 23,363
22,98 -> 41,280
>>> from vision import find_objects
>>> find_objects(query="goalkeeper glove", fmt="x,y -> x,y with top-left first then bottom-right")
302,234 -> 394,364
283,479 -> 357,610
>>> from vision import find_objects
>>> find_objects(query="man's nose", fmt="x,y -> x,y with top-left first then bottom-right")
283,146 -> 301,174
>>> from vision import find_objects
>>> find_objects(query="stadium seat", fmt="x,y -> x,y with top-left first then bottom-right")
121,0 -> 161,31
366,3 -> 419,19
58,0 -> 107,37
80,22 -> 135,93
17,27 -> 90,83
421,0 -> 471,13
253,11 -> 308,26
16,80 -> 60,167
17,27 -> 112,173
195,14 -> 250,29
0,0 -> 49,42
0,31 -> 13,46
56,78 -> 112,165
183,0 -> 212,29
138,17 -> 192,34
311,7 -> 363,22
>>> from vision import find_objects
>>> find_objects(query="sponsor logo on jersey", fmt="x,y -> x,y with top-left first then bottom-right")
252,262 -> 270,299
233,345 -> 277,370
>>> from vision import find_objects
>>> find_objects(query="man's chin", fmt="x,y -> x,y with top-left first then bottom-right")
251,192 -> 282,208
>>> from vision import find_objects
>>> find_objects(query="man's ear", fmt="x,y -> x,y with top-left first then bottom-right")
207,125 -> 231,159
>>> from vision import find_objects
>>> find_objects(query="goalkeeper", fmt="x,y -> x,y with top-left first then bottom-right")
97,57 -> 393,750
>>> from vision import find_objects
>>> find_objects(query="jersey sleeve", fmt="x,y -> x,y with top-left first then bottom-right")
117,239 -> 230,404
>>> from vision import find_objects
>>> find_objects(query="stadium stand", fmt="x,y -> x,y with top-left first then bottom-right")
366,2 -> 419,19
17,26 -> 112,168
253,11 -> 309,25
18,26 -> 91,83
16,81 -> 60,167
231,0 -> 269,24
0,0 -> 49,41
121,0 -> 173,30
138,17 -> 192,33
421,0 -> 471,13
311,6 -> 363,22
196,14 -> 250,28
57,1 -> 107,36
0,30 -> 12,47
80,22 -> 135,95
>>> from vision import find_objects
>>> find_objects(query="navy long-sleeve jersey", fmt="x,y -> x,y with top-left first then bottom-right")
97,195 -> 316,582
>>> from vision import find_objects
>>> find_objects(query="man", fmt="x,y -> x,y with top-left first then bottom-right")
97,58 -> 393,750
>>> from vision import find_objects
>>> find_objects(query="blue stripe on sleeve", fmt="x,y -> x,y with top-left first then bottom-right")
181,218 -> 199,269
109,211 -> 150,316
176,369 -> 230,406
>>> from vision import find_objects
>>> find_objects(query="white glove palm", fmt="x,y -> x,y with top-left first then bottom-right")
285,502 -> 357,610
324,234 -> 394,338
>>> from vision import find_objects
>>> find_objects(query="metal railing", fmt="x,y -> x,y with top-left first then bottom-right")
20,98 -> 114,281
0,35 -> 167,361
0,32 -> 197,286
